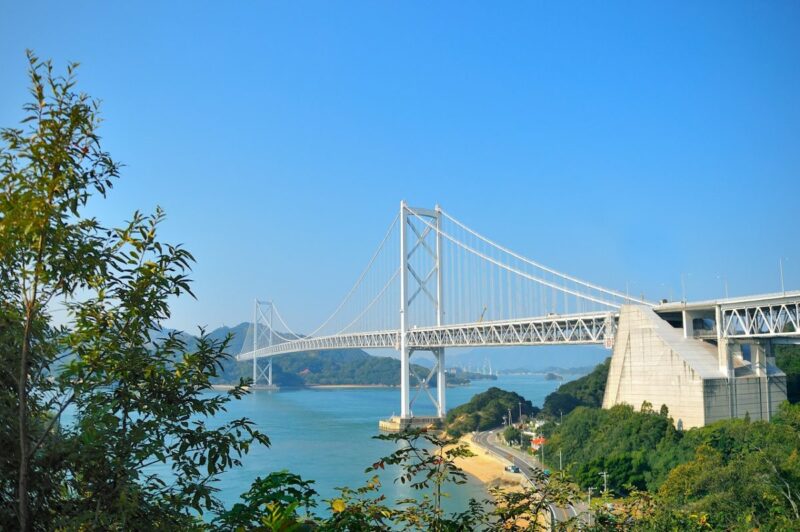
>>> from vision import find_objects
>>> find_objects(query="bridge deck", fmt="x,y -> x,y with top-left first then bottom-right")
238,292 -> 800,361
237,312 -> 616,360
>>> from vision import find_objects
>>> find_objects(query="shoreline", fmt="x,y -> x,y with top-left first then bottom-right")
307,384 -> 396,389
210,383 -> 475,391
451,434 -> 523,491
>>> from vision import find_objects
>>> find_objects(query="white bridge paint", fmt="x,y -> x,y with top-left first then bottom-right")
236,312 -> 618,360
237,201 -> 800,426
238,293 -> 800,359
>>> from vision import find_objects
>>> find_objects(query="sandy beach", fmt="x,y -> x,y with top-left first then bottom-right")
452,435 -> 524,491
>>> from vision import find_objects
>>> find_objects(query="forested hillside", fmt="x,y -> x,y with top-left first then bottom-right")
776,344 -> 800,403
532,351 -> 800,529
445,387 -> 539,437
541,401 -> 800,529
539,357 -> 609,418
203,324 -> 495,386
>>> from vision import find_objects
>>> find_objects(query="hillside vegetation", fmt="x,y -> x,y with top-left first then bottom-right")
541,401 -> 800,529
204,326 -> 495,387
776,344 -> 800,403
533,351 -> 800,529
539,357 -> 609,418
445,387 -> 539,437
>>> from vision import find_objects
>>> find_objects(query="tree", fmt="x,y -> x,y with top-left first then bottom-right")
1,53 -> 268,529
1,51 -> 120,530
368,428 -> 485,531
503,426 -> 522,445
490,469 -> 581,531
540,358 -> 610,419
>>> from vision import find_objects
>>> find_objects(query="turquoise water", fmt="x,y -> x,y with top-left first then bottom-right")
197,374 -> 565,515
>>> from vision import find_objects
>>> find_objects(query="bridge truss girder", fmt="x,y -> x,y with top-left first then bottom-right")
236,312 -> 618,360
722,300 -> 800,338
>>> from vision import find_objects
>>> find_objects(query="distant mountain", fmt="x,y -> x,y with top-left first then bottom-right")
497,365 -> 595,376
193,323 -> 495,387
445,346 -> 608,372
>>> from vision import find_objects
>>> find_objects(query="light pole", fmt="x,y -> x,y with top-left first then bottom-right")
599,471 -> 608,494
626,281 -> 638,301
780,258 -> 788,295
716,274 -> 729,298
681,273 -> 692,303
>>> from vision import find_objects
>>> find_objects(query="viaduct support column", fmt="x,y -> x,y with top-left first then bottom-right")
753,340 -> 772,421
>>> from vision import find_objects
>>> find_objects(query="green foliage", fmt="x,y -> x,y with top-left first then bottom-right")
775,344 -> 800,403
503,426 -> 522,445
0,51 -> 121,530
545,401 -> 800,530
216,344 -> 489,387
490,469 -> 582,531
654,402 -> 800,530
445,387 -> 540,437
368,429 -> 484,531
272,350 -> 424,386
544,404 -> 682,494
213,471 -> 317,530
540,357 -> 610,418
1,53 -> 268,530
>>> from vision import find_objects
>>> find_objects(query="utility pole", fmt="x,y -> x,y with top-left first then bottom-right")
518,401 -> 522,424
559,410 -> 563,425
587,487 -> 595,527
599,471 -> 608,494
559,448 -> 563,471
508,407 -> 513,426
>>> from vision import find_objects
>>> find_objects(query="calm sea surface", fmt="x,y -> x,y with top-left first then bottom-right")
189,374 -> 567,515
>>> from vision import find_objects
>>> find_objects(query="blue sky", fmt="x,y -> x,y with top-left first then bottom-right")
2,2 -> 799,343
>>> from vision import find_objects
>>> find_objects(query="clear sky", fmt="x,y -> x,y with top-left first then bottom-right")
2,1 -> 799,336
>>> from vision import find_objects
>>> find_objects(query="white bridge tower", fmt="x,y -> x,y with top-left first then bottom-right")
399,201 -> 446,420
252,299 -> 275,388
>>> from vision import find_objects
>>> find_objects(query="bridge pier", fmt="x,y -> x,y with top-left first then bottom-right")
252,358 -> 278,390
398,347 -> 446,420
604,305 -> 787,428
400,345 -> 410,418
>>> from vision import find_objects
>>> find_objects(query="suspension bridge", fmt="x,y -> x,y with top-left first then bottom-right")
238,202 -> 800,429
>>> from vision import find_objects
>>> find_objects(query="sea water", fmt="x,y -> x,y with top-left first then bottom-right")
197,374 -> 566,515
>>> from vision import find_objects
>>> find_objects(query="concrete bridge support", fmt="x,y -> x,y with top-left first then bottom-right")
603,305 -> 786,429
398,347 -> 446,420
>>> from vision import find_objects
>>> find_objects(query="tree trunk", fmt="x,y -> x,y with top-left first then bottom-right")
18,313 -> 32,531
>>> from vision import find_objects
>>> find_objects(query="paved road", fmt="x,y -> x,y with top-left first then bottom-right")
472,430 -> 583,528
